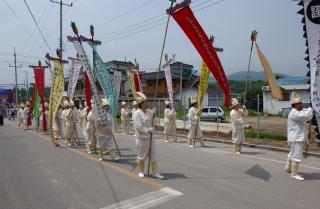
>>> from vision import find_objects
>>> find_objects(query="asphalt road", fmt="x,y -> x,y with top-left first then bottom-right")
1,120 -> 320,209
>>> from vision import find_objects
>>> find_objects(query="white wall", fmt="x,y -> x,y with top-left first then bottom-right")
263,90 -> 310,115
174,88 -> 209,108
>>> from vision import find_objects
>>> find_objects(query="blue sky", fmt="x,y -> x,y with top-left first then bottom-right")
0,0 -> 307,86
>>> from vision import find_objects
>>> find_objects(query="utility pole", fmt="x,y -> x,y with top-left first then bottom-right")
9,48 -> 23,104
25,70 -> 29,101
50,0 -> 73,59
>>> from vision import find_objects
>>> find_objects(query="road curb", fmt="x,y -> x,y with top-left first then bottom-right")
155,132 -> 320,158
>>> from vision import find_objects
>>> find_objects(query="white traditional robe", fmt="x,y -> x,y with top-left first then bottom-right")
287,107 -> 313,162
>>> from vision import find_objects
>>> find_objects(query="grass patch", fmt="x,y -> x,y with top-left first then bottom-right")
245,129 -> 287,141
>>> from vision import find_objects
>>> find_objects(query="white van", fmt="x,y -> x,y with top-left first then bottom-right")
201,106 -> 225,122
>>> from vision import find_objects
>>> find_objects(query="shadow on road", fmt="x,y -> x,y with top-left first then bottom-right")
241,151 -> 266,155
162,173 -> 188,180
301,172 -> 320,180
245,164 -> 271,182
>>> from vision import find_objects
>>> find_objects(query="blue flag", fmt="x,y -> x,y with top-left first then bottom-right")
90,44 -> 118,118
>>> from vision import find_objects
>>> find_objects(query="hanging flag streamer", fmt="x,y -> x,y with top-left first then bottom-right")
34,67 -> 47,131
198,61 -> 211,107
134,72 -> 143,93
89,44 -> 118,118
33,88 -> 41,118
67,58 -> 82,100
48,61 -> 65,138
112,70 -> 122,98
128,71 -> 138,99
255,43 -> 283,100
71,40 -> 109,127
169,2 -> 230,106
162,56 -> 174,109
84,72 -> 92,111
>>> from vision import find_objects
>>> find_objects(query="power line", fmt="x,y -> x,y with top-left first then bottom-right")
101,0 -> 226,43
21,2 -> 53,54
2,0 -> 47,53
23,0 -> 53,54
95,0 -> 156,28
96,0 -> 221,42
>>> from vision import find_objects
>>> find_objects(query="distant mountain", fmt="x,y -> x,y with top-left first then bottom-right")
227,71 -> 289,81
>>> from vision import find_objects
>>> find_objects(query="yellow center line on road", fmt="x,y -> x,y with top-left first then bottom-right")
26,129 -> 166,190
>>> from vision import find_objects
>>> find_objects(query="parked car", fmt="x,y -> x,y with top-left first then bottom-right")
182,106 -> 225,122
201,106 -> 225,122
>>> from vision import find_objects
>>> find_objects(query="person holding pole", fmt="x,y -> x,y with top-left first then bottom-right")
88,99 -> 119,161
132,92 -> 164,179
230,98 -> 247,154
131,101 -> 138,135
80,102 -> 89,152
63,101 -> 77,146
23,102 -> 30,130
187,98 -> 204,148
121,101 -> 130,135
285,91 -> 313,181
86,100 -> 97,154
163,100 -> 177,143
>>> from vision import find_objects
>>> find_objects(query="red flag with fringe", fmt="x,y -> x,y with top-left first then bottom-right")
84,72 -> 92,112
34,67 -> 47,131
169,2 -> 230,106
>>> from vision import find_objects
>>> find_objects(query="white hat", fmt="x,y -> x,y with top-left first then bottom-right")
70,100 -> 75,106
291,91 -> 302,105
133,101 -> 137,106
101,98 -> 109,107
63,100 -> 70,107
165,100 -> 170,105
136,92 -> 147,104
190,97 -> 197,105
26,102 -> 30,105
45,102 -> 49,108
232,98 -> 239,107
121,101 -> 126,106
20,103 -> 25,108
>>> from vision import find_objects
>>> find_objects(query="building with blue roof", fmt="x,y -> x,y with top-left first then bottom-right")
262,76 -> 310,115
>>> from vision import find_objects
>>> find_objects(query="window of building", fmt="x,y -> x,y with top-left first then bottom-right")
282,92 -> 290,101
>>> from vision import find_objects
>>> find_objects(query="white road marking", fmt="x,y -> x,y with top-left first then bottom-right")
100,187 -> 183,209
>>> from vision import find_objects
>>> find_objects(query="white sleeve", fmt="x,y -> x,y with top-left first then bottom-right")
133,112 -> 149,135
290,108 -> 313,122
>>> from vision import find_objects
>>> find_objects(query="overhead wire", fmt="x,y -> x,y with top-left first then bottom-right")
100,0 -> 226,43
21,2 -> 52,54
23,0 -> 53,54
2,0 -> 47,53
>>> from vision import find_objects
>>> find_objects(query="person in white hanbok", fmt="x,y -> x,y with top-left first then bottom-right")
230,98 -> 248,154
132,92 -> 164,179
163,100 -> 177,143
187,98 -> 204,148
285,91 -> 313,181
17,104 -> 24,128
121,101 -> 130,134
23,102 -> 30,130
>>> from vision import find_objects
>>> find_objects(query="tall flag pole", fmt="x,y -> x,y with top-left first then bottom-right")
244,31 -> 257,105
168,0 -> 230,106
68,22 -> 109,127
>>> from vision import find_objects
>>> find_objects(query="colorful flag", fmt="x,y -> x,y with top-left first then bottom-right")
255,43 -> 283,100
90,44 -> 118,118
34,67 -> 47,131
48,60 -> 65,139
33,88 -> 41,118
170,3 -> 230,106
71,41 -> 109,127
198,61 -> 211,107
67,58 -> 82,100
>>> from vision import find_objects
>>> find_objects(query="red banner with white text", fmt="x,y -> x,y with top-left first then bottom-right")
85,72 -> 92,112
171,5 -> 230,106
34,67 -> 47,131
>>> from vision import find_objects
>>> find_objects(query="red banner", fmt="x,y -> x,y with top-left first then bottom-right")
171,5 -> 230,106
30,86 -> 35,112
34,67 -> 47,131
134,73 -> 143,92
84,72 -> 92,112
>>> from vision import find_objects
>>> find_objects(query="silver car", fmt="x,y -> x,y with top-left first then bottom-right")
201,106 -> 225,122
